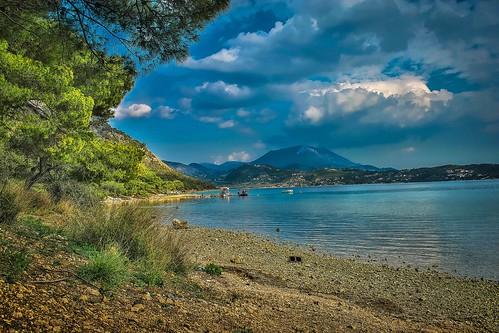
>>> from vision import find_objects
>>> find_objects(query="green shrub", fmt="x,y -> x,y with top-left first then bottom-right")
78,245 -> 128,289
0,186 -> 20,224
67,204 -> 191,276
134,260 -> 164,286
18,216 -> 55,237
0,242 -> 30,283
47,180 -> 101,207
99,180 -> 126,196
205,263 -> 223,276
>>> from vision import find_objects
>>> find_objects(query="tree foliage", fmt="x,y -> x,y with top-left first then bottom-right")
0,1 -> 218,194
0,15 -> 135,119
0,0 -> 229,66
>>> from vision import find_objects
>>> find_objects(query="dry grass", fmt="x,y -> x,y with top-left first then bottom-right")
67,204 -> 191,279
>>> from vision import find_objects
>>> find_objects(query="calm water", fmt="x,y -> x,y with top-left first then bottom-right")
160,180 -> 499,280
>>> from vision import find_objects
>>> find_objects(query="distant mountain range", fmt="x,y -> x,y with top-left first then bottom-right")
165,145 -> 386,182
165,145 -> 499,186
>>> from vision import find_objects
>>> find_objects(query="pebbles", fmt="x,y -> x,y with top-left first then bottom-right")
184,226 -> 499,332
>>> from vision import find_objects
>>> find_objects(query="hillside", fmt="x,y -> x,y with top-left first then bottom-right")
163,161 -> 244,182
223,163 -> 499,187
91,118 -> 213,192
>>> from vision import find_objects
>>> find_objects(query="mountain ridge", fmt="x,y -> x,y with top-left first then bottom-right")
164,145 -> 381,181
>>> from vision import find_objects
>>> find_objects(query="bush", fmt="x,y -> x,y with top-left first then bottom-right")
14,185 -> 52,213
67,204 -> 191,275
78,245 -> 128,289
0,241 -> 30,283
134,260 -> 164,286
18,216 -> 56,237
205,263 -> 223,276
47,180 -> 101,207
0,185 -> 20,224
99,180 -> 126,196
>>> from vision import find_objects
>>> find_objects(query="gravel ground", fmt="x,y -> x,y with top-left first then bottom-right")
182,226 -> 499,332
1,223 -> 498,332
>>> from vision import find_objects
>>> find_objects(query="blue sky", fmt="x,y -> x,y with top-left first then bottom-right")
111,0 -> 499,169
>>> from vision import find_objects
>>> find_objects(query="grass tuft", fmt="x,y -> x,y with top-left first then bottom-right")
0,240 -> 30,283
78,245 -> 128,290
67,203 -> 191,282
205,263 -> 223,276
0,184 -> 20,224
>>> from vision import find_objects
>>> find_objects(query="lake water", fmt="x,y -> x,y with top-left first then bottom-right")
160,180 -> 499,280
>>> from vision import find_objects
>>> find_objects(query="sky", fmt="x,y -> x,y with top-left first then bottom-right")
111,0 -> 499,169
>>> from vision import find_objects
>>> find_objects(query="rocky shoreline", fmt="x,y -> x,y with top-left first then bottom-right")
1,219 -> 497,332
180,226 -> 499,332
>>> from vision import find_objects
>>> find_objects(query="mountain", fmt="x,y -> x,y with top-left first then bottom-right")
163,161 -> 245,181
199,161 -> 246,172
252,145 -> 378,171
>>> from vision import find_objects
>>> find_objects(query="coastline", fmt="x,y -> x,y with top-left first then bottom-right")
180,226 -> 498,332
103,192 -> 205,205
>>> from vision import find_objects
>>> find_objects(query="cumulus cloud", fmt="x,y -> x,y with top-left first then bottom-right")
227,151 -> 251,162
158,106 -> 176,119
195,81 -> 251,100
130,0 -> 499,161
218,120 -> 236,128
114,104 -> 152,119
236,108 -> 251,117
292,76 -> 452,127
199,116 -> 222,124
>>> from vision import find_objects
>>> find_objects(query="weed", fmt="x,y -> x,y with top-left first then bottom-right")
67,204 -> 191,276
78,245 -> 128,290
205,263 -> 223,276
0,185 -> 20,224
18,216 -> 55,236
133,260 -> 165,286
0,243 -> 30,283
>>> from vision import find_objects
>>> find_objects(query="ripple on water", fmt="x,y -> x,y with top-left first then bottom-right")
162,180 -> 499,280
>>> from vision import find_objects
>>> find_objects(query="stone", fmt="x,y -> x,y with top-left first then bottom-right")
172,218 -> 188,229
131,303 -> 145,312
86,287 -> 100,297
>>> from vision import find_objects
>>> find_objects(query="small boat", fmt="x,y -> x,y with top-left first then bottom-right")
282,189 -> 294,194
238,189 -> 249,197
220,187 -> 230,198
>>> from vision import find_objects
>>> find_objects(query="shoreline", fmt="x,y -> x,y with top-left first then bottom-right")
179,225 -> 499,332
103,192 -> 205,205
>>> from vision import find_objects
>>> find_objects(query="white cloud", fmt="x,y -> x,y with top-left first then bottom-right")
114,104 -> 152,119
303,106 -> 324,123
402,146 -> 416,153
253,140 -> 266,149
236,108 -> 251,117
184,48 -> 239,68
195,81 -> 250,98
178,98 -> 192,110
158,106 -> 176,119
294,76 -> 452,127
218,120 -> 236,128
227,151 -> 251,162
199,116 -> 222,123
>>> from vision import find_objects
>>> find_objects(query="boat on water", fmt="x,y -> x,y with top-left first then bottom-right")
220,187 -> 230,198
282,189 -> 294,194
238,189 -> 249,197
